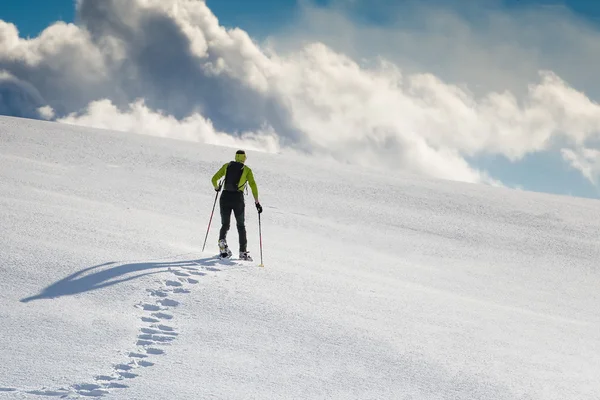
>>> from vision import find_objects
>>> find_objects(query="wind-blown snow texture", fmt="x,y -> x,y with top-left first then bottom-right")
1,115 -> 599,399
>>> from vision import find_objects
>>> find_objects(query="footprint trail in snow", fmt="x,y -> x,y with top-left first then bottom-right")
2,257 -> 230,398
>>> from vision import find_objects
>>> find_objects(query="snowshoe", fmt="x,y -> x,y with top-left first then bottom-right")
219,239 -> 232,259
239,251 -> 253,261
220,249 -> 233,259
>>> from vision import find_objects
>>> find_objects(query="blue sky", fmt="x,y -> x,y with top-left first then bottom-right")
1,0 -> 75,37
5,0 -> 600,38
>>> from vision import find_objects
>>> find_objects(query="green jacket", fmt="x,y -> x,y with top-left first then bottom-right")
212,162 -> 259,201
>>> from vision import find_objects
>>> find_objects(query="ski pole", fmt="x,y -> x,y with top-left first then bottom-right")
202,183 -> 221,252
258,211 -> 264,267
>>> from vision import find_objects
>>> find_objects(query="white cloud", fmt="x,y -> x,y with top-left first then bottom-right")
2,0 -> 600,188
278,1 -> 600,99
37,105 -> 55,120
58,98 -> 281,153
561,147 -> 600,185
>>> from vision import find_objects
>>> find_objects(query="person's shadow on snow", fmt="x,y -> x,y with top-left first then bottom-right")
20,256 -> 236,303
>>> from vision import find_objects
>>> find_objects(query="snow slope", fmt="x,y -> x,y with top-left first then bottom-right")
1,115 -> 599,399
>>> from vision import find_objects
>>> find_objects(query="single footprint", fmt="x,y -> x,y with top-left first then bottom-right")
173,271 -> 190,277
158,298 -> 179,307
155,335 -> 176,342
173,288 -> 191,294
0,388 -> 16,392
137,360 -> 155,367
142,316 -> 160,323
114,364 -> 134,371
107,382 -> 128,389
138,303 -> 161,311
137,339 -> 154,346
129,352 -> 148,359
147,289 -> 168,298
145,328 -> 177,337
141,328 -> 162,335
139,334 -> 175,343
146,347 -> 165,355
26,389 -> 70,396
73,383 -> 102,391
152,312 -> 173,320
95,375 -> 116,382
118,371 -> 138,379
157,324 -> 174,332
73,383 -> 111,396
187,278 -> 199,284
75,387 -> 110,397
165,280 -> 183,287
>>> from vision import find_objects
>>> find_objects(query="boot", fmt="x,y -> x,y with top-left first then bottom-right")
239,251 -> 253,261
219,239 -> 232,258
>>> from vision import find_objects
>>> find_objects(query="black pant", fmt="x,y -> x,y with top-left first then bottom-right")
219,190 -> 247,252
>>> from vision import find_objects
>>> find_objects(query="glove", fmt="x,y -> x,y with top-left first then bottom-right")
255,202 -> 263,214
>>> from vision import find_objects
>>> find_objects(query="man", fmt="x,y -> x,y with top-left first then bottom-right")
211,149 -> 263,260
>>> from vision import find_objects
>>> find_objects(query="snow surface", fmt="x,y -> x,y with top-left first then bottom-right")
1,115 -> 599,399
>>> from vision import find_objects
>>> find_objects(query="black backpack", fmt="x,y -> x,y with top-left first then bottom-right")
223,161 -> 245,192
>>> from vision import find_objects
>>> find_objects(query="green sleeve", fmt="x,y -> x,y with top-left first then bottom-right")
211,163 -> 228,189
246,167 -> 259,201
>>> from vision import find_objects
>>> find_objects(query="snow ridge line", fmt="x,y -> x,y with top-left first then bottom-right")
0,260 -> 215,398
